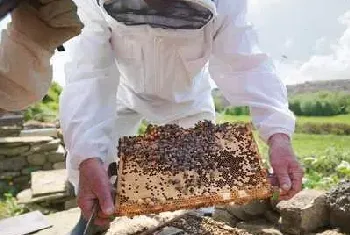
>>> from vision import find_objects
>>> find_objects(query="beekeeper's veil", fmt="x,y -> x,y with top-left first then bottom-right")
101,0 -> 216,29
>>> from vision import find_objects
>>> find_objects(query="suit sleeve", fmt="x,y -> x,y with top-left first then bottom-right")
209,0 -> 295,142
59,0 -> 120,170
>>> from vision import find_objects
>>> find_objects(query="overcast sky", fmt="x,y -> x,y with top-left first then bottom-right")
1,0 -> 350,86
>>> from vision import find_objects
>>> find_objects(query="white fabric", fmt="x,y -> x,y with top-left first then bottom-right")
59,0 -> 295,190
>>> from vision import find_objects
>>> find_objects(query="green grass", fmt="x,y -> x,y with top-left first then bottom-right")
216,113 -> 350,157
216,113 -> 350,125
297,115 -> 350,124
291,134 -> 350,157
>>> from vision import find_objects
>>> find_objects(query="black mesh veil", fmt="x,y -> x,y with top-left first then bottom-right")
102,0 -> 215,29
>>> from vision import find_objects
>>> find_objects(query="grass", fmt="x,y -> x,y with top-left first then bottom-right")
216,113 -> 350,157
217,113 -> 350,125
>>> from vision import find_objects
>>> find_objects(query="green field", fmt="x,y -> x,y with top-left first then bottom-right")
216,113 -> 350,125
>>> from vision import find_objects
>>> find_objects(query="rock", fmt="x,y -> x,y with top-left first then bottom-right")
65,199 -> 78,210
0,136 -> 53,144
277,190 -> 329,235
0,114 -> 23,126
0,127 -> 22,137
0,145 -> 30,156
34,208 -> 81,235
20,128 -> 58,137
156,227 -> 186,235
0,171 -> 21,180
53,162 -> 65,170
47,145 -> 65,163
13,176 -> 30,187
327,180 -> 350,234
309,229 -> 346,235
243,200 -> 269,216
27,154 -> 47,166
42,163 -> 53,171
0,156 -> 27,171
23,121 -> 57,130
108,215 -> 161,235
27,139 -> 60,154
212,208 -> 239,227
236,220 -> 282,235
264,210 -> 280,225
0,155 -> 5,160
223,204 -> 257,221
17,188 -> 69,204
21,166 -> 42,175
16,189 -> 32,202
31,169 -> 67,196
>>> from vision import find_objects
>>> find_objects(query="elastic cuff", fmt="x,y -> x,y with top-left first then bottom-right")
259,128 -> 294,144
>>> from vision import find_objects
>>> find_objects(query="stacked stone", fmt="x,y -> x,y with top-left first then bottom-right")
0,112 -> 23,137
0,135 -> 66,194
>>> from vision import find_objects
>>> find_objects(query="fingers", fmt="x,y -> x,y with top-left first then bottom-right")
272,162 -> 292,193
77,194 -> 95,220
94,180 -> 115,217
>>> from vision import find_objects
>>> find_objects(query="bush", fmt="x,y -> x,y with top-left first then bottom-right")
289,91 -> 350,116
23,82 -> 62,122
301,148 -> 350,190
295,122 -> 350,136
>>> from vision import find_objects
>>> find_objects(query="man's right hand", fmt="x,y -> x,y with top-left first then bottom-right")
78,158 -> 115,227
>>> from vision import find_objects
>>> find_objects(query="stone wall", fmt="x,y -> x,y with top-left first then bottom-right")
0,114 -> 66,195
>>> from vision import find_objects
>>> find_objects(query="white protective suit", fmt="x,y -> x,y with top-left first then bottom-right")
60,0 -> 295,191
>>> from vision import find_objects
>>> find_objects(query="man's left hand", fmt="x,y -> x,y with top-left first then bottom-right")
268,133 -> 304,201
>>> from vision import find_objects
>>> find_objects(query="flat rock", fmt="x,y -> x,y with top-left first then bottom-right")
0,156 -> 27,171
236,220 -> 282,235
0,136 -> 53,144
31,170 -> 67,196
0,145 -> 30,157
20,129 -> 58,138
0,127 -> 22,137
0,114 -> 23,127
0,211 -> 51,235
277,190 -> 329,235
17,188 -> 69,204
34,208 -> 81,235
27,139 -> 60,154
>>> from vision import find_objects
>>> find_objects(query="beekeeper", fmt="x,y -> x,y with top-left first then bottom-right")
59,0 -> 304,231
0,0 -> 83,112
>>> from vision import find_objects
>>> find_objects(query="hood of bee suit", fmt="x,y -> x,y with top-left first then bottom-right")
101,0 -> 217,29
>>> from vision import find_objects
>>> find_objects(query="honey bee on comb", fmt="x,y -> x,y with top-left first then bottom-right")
115,121 -> 272,216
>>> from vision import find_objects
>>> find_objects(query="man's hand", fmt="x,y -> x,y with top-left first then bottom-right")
268,133 -> 304,201
78,158 -> 115,227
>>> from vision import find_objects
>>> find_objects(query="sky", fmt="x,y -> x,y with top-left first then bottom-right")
1,0 -> 350,86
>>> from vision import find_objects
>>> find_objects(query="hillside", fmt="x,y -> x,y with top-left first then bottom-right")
287,79 -> 350,95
